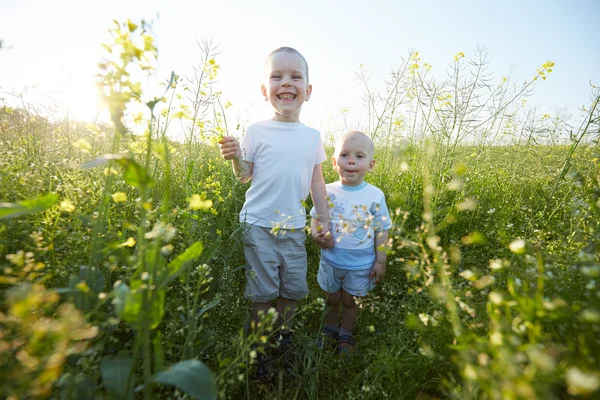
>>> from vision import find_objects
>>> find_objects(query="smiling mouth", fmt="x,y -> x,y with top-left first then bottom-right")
278,93 -> 296,100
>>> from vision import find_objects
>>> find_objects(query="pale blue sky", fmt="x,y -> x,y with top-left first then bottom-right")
1,0 -> 598,135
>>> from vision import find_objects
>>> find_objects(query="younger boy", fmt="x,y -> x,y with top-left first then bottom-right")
219,47 -> 333,375
311,130 -> 392,353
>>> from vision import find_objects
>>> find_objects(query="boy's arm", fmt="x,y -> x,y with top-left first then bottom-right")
311,217 -> 333,249
219,136 -> 253,183
310,163 -> 333,247
233,158 -> 253,183
370,230 -> 390,284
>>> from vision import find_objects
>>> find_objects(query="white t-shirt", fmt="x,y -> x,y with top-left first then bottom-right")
310,181 -> 392,270
240,120 -> 327,229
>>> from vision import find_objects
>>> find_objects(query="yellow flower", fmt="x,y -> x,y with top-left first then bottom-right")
59,199 -> 76,213
189,194 -> 213,211
509,239 -> 526,254
104,167 -> 118,176
490,331 -> 503,346
122,237 -> 136,247
111,192 -> 127,203
76,281 -> 90,293
133,112 -> 144,124
542,61 -> 555,69
72,138 -> 92,153
566,368 -> 600,396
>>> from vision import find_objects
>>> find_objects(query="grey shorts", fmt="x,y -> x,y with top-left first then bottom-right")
243,224 -> 308,302
317,258 -> 375,297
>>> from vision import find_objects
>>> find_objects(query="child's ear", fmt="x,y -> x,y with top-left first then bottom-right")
261,84 -> 268,101
368,159 -> 376,172
331,156 -> 337,167
305,84 -> 312,101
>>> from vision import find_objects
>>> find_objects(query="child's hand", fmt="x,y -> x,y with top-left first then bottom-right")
370,260 -> 386,284
218,136 -> 241,160
313,229 -> 334,249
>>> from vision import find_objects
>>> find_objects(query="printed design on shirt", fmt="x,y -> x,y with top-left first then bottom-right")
330,199 -> 372,242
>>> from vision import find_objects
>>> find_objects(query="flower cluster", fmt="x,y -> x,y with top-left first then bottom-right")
536,60 -> 555,81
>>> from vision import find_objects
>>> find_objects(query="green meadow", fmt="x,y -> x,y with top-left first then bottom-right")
1,20 -> 599,400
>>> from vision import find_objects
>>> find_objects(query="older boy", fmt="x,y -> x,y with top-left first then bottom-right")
311,130 -> 392,354
219,47 -> 333,376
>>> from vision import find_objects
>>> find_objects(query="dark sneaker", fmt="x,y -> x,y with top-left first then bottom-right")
275,331 -> 293,355
252,345 -> 274,382
315,326 -> 339,349
336,334 -> 355,355
275,332 -> 297,377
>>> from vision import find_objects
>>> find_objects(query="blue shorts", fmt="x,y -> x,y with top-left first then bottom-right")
317,258 -> 375,297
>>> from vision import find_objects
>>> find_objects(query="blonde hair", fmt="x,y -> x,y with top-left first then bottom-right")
335,130 -> 374,158
265,47 -> 309,82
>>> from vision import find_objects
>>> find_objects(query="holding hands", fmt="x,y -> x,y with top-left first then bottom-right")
310,218 -> 334,249
312,223 -> 334,249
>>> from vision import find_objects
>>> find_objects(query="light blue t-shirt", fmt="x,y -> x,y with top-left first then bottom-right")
310,181 -> 392,270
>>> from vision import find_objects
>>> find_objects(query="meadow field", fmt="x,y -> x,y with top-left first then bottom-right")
1,20 -> 599,399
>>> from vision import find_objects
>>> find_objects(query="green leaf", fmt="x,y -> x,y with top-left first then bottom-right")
195,329 -> 217,354
101,350 -> 133,400
121,281 -> 165,331
184,159 -> 195,185
153,360 -> 217,400
66,265 -> 104,312
199,237 -> 221,265
113,280 -> 166,331
405,314 -> 425,331
153,332 -> 165,372
115,158 -> 154,188
67,275 -> 93,312
80,265 -> 105,293
113,281 -> 130,317
170,242 -> 204,273
77,213 -> 95,228
156,242 -> 203,288
82,154 -> 154,188
0,193 -> 59,220
197,299 -> 220,319
461,231 -> 488,246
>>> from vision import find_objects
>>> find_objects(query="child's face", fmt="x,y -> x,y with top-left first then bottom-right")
332,133 -> 376,186
261,51 -> 312,122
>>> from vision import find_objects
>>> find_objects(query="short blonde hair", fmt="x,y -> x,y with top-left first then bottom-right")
264,47 -> 309,82
334,130 -> 374,158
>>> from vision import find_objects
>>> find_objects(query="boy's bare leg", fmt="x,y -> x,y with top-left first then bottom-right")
249,301 -> 274,379
340,290 -> 359,333
276,297 -> 297,332
324,290 -> 342,326
250,301 -> 272,328
276,297 -> 297,366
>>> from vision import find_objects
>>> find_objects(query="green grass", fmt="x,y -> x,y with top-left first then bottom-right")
1,111 -> 598,398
